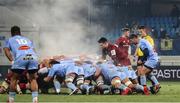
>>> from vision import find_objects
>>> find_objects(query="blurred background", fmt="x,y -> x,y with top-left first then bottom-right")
0,0 -> 180,81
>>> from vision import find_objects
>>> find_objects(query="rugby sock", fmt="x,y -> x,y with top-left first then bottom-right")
140,75 -> 147,86
134,84 -> 144,91
54,80 -> 61,93
9,92 -> 16,102
147,74 -> 159,85
32,91 -> 38,103
66,83 -> 77,91
118,84 -> 127,90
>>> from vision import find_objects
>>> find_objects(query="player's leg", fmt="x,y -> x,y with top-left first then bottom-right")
144,60 -> 160,94
8,70 -> 21,103
65,73 -> 78,95
137,59 -> 158,86
128,68 -> 145,93
146,73 -> 161,94
115,72 -> 132,95
28,71 -> 38,103
122,77 -> 149,95
65,65 -> 79,95
80,79 -> 93,95
137,59 -> 144,85
8,57 -> 26,103
28,56 -> 39,103
141,60 -> 157,86
53,75 -> 61,94
76,66 -> 84,88
95,75 -> 110,94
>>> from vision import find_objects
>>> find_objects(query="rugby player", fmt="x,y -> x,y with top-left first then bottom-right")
136,26 -> 160,93
130,34 -> 160,94
115,28 -> 139,90
4,26 -> 39,103
98,61 -> 149,95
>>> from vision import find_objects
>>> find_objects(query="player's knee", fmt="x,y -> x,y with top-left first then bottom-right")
9,80 -> 18,91
76,75 -> 84,86
124,80 -> 133,87
96,79 -> 104,87
65,76 -> 75,83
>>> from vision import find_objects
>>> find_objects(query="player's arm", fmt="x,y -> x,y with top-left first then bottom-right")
44,67 -> 54,82
94,66 -> 101,79
44,76 -> 53,82
110,49 -> 120,66
138,43 -> 149,63
3,40 -> 13,62
3,48 -> 13,62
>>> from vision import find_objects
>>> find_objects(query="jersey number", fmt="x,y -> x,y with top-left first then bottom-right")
16,39 -> 28,45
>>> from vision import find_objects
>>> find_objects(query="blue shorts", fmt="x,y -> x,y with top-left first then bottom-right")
144,59 -> 158,70
12,54 -> 38,70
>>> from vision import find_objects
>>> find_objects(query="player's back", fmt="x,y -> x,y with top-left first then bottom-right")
6,35 -> 36,58
139,39 -> 158,60
49,64 -> 66,77
82,63 -> 96,78
137,35 -> 154,57
98,62 -> 119,81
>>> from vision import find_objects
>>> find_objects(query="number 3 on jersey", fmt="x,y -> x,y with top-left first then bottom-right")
16,39 -> 28,45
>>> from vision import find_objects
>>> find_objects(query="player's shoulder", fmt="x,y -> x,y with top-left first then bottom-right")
52,63 -> 60,68
145,35 -> 154,40
109,43 -> 116,48
117,36 -> 126,41
139,38 -> 148,44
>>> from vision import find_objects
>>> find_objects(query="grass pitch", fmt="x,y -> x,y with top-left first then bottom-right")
0,82 -> 180,102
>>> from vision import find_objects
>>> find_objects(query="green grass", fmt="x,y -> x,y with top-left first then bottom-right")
0,82 -> 180,102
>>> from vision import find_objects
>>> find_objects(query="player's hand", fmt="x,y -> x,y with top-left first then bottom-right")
44,77 -> 48,82
10,61 -> 14,65
137,60 -> 142,64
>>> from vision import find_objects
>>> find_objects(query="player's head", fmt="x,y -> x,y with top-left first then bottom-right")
122,28 -> 130,37
11,26 -> 21,36
129,34 -> 139,45
98,37 -> 109,49
138,25 -> 147,37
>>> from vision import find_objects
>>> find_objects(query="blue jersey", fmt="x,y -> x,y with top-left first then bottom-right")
48,61 -> 81,77
138,39 -> 158,60
4,35 -> 36,59
81,63 -> 96,78
98,62 -> 126,84
48,64 -> 66,77
60,59 -> 84,75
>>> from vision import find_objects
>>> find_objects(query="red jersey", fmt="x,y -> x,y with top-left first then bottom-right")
115,36 -> 130,54
102,43 -> 131,66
